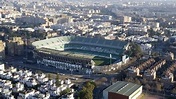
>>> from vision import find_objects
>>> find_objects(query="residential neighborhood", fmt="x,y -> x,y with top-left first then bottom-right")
0,63 -> 74,99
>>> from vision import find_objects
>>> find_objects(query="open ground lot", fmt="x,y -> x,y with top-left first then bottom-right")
138,93 -> 166,99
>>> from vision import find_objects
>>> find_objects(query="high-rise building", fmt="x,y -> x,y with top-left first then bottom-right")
123,16 -> 132,23
42,14 -> 73,27
56,14 -> 73,24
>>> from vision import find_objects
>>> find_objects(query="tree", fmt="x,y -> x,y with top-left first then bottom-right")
125,78 -> 130,82
78,81 -> 95,99
47,74 -> 51,79
148,28 -> 160,36
56,74 -> 59,79
55,74 -> 61,87
145,84 -> 151,91
151,52 -> 160,57
89,81 -> 97,88
85,81 -> 95,91
78,87 -> 87,99
134,78 -> 141,85
130,43 -> 143,58
128,77 -> 134,83
141,78 -> 147,84
148,28 -> 155,37
156,84 -> 162,92
172,88 -> 176,94
60,88 -> 71,96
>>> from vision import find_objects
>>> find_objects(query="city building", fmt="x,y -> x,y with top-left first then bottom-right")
15,15 -> 46,26
161,62 -> 176,84
0,40 -> 5,60
127,58 -> 155,77
103,81 -> 142,99
57,14 -> 73,24
0,62 -> 5,71
6,37 -> 24,56
143,59 -> 166,80
163,52 -> 174,61
44,14 -> 73,27
169,36 -> 176,44
123,16 -> 132,23
161,72 -> 174,84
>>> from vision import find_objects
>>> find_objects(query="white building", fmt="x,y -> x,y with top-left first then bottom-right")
62,93 -> 74,99
12,82 -> 24,92
0,62 -> 5,71
18,89 -> 35,99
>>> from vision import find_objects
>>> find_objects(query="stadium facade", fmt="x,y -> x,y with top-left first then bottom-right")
32,36 -> 129,74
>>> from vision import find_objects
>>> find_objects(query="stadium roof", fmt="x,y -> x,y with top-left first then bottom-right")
104,81 -> 142,96
0,61 -> 3,65
32,36 -> 128,50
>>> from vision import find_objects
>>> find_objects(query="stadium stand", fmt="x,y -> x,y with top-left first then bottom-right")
32,36 -> 129,73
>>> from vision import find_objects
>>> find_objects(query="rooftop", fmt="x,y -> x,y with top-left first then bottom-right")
32,36 -> 128,50
0,61 -> 3,65
104,81 -> 142,96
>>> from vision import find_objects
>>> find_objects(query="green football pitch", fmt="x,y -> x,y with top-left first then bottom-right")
93,56 -> 116,66
64,49 -> 117,66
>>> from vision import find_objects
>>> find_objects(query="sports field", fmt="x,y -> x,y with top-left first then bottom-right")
92,56 -> 116,66
65,49 -> 117,66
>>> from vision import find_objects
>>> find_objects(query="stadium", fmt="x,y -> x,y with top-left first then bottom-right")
32,36 -> 129,73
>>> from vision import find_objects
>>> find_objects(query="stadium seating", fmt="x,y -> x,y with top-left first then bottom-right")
97,39 -> 105,45
90,38 -> 97,44
104,40 -> 113,45
32,36 -> 128,59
